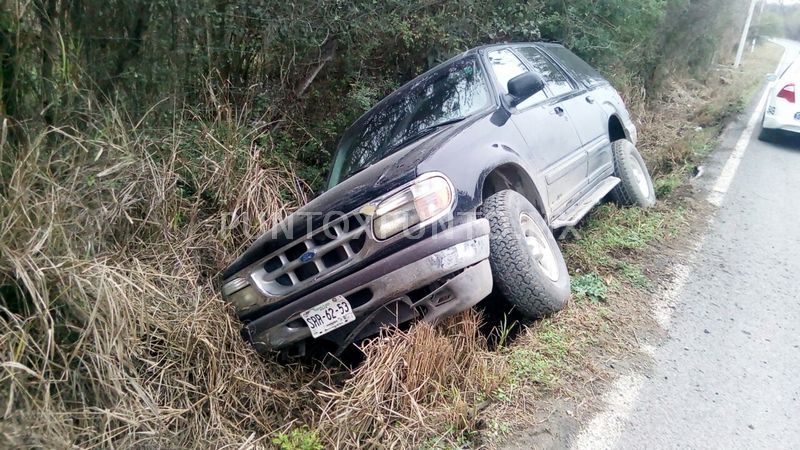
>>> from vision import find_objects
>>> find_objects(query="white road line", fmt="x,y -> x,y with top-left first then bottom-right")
707,89 -> 768,206
708,42 -> 791,206
651,252 -> 697,330
569,44 -> 792,450
568,231 -> 707,450
570,374 -> 646,450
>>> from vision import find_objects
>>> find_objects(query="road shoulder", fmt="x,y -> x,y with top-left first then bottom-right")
491,41 -> 786,450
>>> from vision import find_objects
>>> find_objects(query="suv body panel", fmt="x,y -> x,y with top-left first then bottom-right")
221,42 -> 638,355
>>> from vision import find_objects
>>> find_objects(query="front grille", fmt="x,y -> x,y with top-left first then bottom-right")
251,213 -> 369,297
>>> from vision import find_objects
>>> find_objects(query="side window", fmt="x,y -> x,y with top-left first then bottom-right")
541,45 -> 606,88
517,46 -> 574,98
487,48 -> 547,107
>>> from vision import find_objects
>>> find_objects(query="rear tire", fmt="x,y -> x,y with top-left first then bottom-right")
610,139 -> 656,207
758,116 -> 776,142
481,190 -> 570,318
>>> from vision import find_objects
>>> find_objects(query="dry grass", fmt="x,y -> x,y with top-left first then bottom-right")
318,312 -> 505,448
1,42 -> 785,449
0,104 -> 320,448
0,103 -> 503,447
632,41 -> 785,178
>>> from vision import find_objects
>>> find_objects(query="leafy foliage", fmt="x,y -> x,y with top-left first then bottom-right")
571,273 -> 608,302
759,3 -> 800,42
2,0 -> 750,189
272,427 -> 324,450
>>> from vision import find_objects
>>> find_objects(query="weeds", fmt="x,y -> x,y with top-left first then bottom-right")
654,174 -> 684,198
508,348 -> 556,387
618,262 -> 649,288
499,321 -> 573,396
571,273 -> 608,302
272,427 -> 324,450
0,102 -> 316,448
317,312 -> 506,447
564,203 -> 684,276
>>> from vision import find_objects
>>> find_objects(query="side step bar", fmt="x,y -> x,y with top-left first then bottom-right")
551,176 -> 620,229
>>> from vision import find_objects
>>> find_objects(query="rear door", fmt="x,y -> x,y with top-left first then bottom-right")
485,47 -> 586,213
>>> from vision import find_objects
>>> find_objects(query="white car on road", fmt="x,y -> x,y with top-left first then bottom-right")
761,62 -> 800,139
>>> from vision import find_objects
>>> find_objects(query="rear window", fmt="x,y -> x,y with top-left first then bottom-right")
542,45 -> 607,88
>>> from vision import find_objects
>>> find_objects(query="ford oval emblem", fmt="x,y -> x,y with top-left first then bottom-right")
299,250 -> 316,263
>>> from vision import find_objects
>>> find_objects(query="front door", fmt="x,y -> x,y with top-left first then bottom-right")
485,48 -> 586,214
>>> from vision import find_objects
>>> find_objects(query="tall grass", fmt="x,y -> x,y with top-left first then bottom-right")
319,313 -> 505,447
0,101 -> 316,447
0,99 -> 502,448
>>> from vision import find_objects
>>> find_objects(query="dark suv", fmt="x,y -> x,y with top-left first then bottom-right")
221,43 -> 655,357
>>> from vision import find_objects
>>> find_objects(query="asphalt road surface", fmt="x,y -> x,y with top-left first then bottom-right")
577,40 -> 800,450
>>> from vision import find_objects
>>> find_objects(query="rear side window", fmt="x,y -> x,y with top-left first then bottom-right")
541,45 -> 607,88
516,46 -> 574,97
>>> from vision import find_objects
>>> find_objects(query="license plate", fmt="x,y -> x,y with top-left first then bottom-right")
301,296 -> 356,338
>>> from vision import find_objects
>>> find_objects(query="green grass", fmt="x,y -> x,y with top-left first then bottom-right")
571,273 -> 608,302
562,203 -> 685,294
272,427 -> 324,450
568,204 -> 676,263
485,419 -> 511,437
689,125 -> 721,159
617,261 -> 649,288
421,429 -> 476,450
654,174 -> 683,198
500,322 -> 572,394
664,123 -> 722,186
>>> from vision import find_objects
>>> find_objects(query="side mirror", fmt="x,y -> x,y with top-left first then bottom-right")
766,73 -> 778,82
507,72 -> 545,106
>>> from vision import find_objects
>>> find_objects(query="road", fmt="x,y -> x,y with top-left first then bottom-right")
575,39 -> 800,449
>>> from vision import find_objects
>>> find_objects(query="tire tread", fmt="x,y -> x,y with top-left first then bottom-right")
481,190 -> 569,317
610,139 -> 655,207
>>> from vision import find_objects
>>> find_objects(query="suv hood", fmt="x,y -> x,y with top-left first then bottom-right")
221,118 -> 478,280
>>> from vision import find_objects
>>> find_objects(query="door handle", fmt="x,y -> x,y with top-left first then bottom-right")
586,95 -> 595,104
552,106 -> 565,116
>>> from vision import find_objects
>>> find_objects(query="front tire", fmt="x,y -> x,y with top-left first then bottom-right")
610,139 -> 656,207
481,190 -> 570,318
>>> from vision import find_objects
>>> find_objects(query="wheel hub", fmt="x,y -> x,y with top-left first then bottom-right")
631,160 -> 650,197
519,212 -> 559,282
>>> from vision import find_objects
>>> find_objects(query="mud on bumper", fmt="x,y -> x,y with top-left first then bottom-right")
244,219 -> 493,356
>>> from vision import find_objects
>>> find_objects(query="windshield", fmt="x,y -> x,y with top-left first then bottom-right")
328,56 -> 491,187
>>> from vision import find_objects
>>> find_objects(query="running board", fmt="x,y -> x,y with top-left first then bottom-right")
551,177 -> 620,229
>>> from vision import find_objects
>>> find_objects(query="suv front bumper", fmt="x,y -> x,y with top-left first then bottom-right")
244,219 -> 493,354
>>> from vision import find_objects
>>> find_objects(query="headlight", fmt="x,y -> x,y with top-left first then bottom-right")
227,285 -> 262,309
372,175 -> 453,240
222,278 -> 262,309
